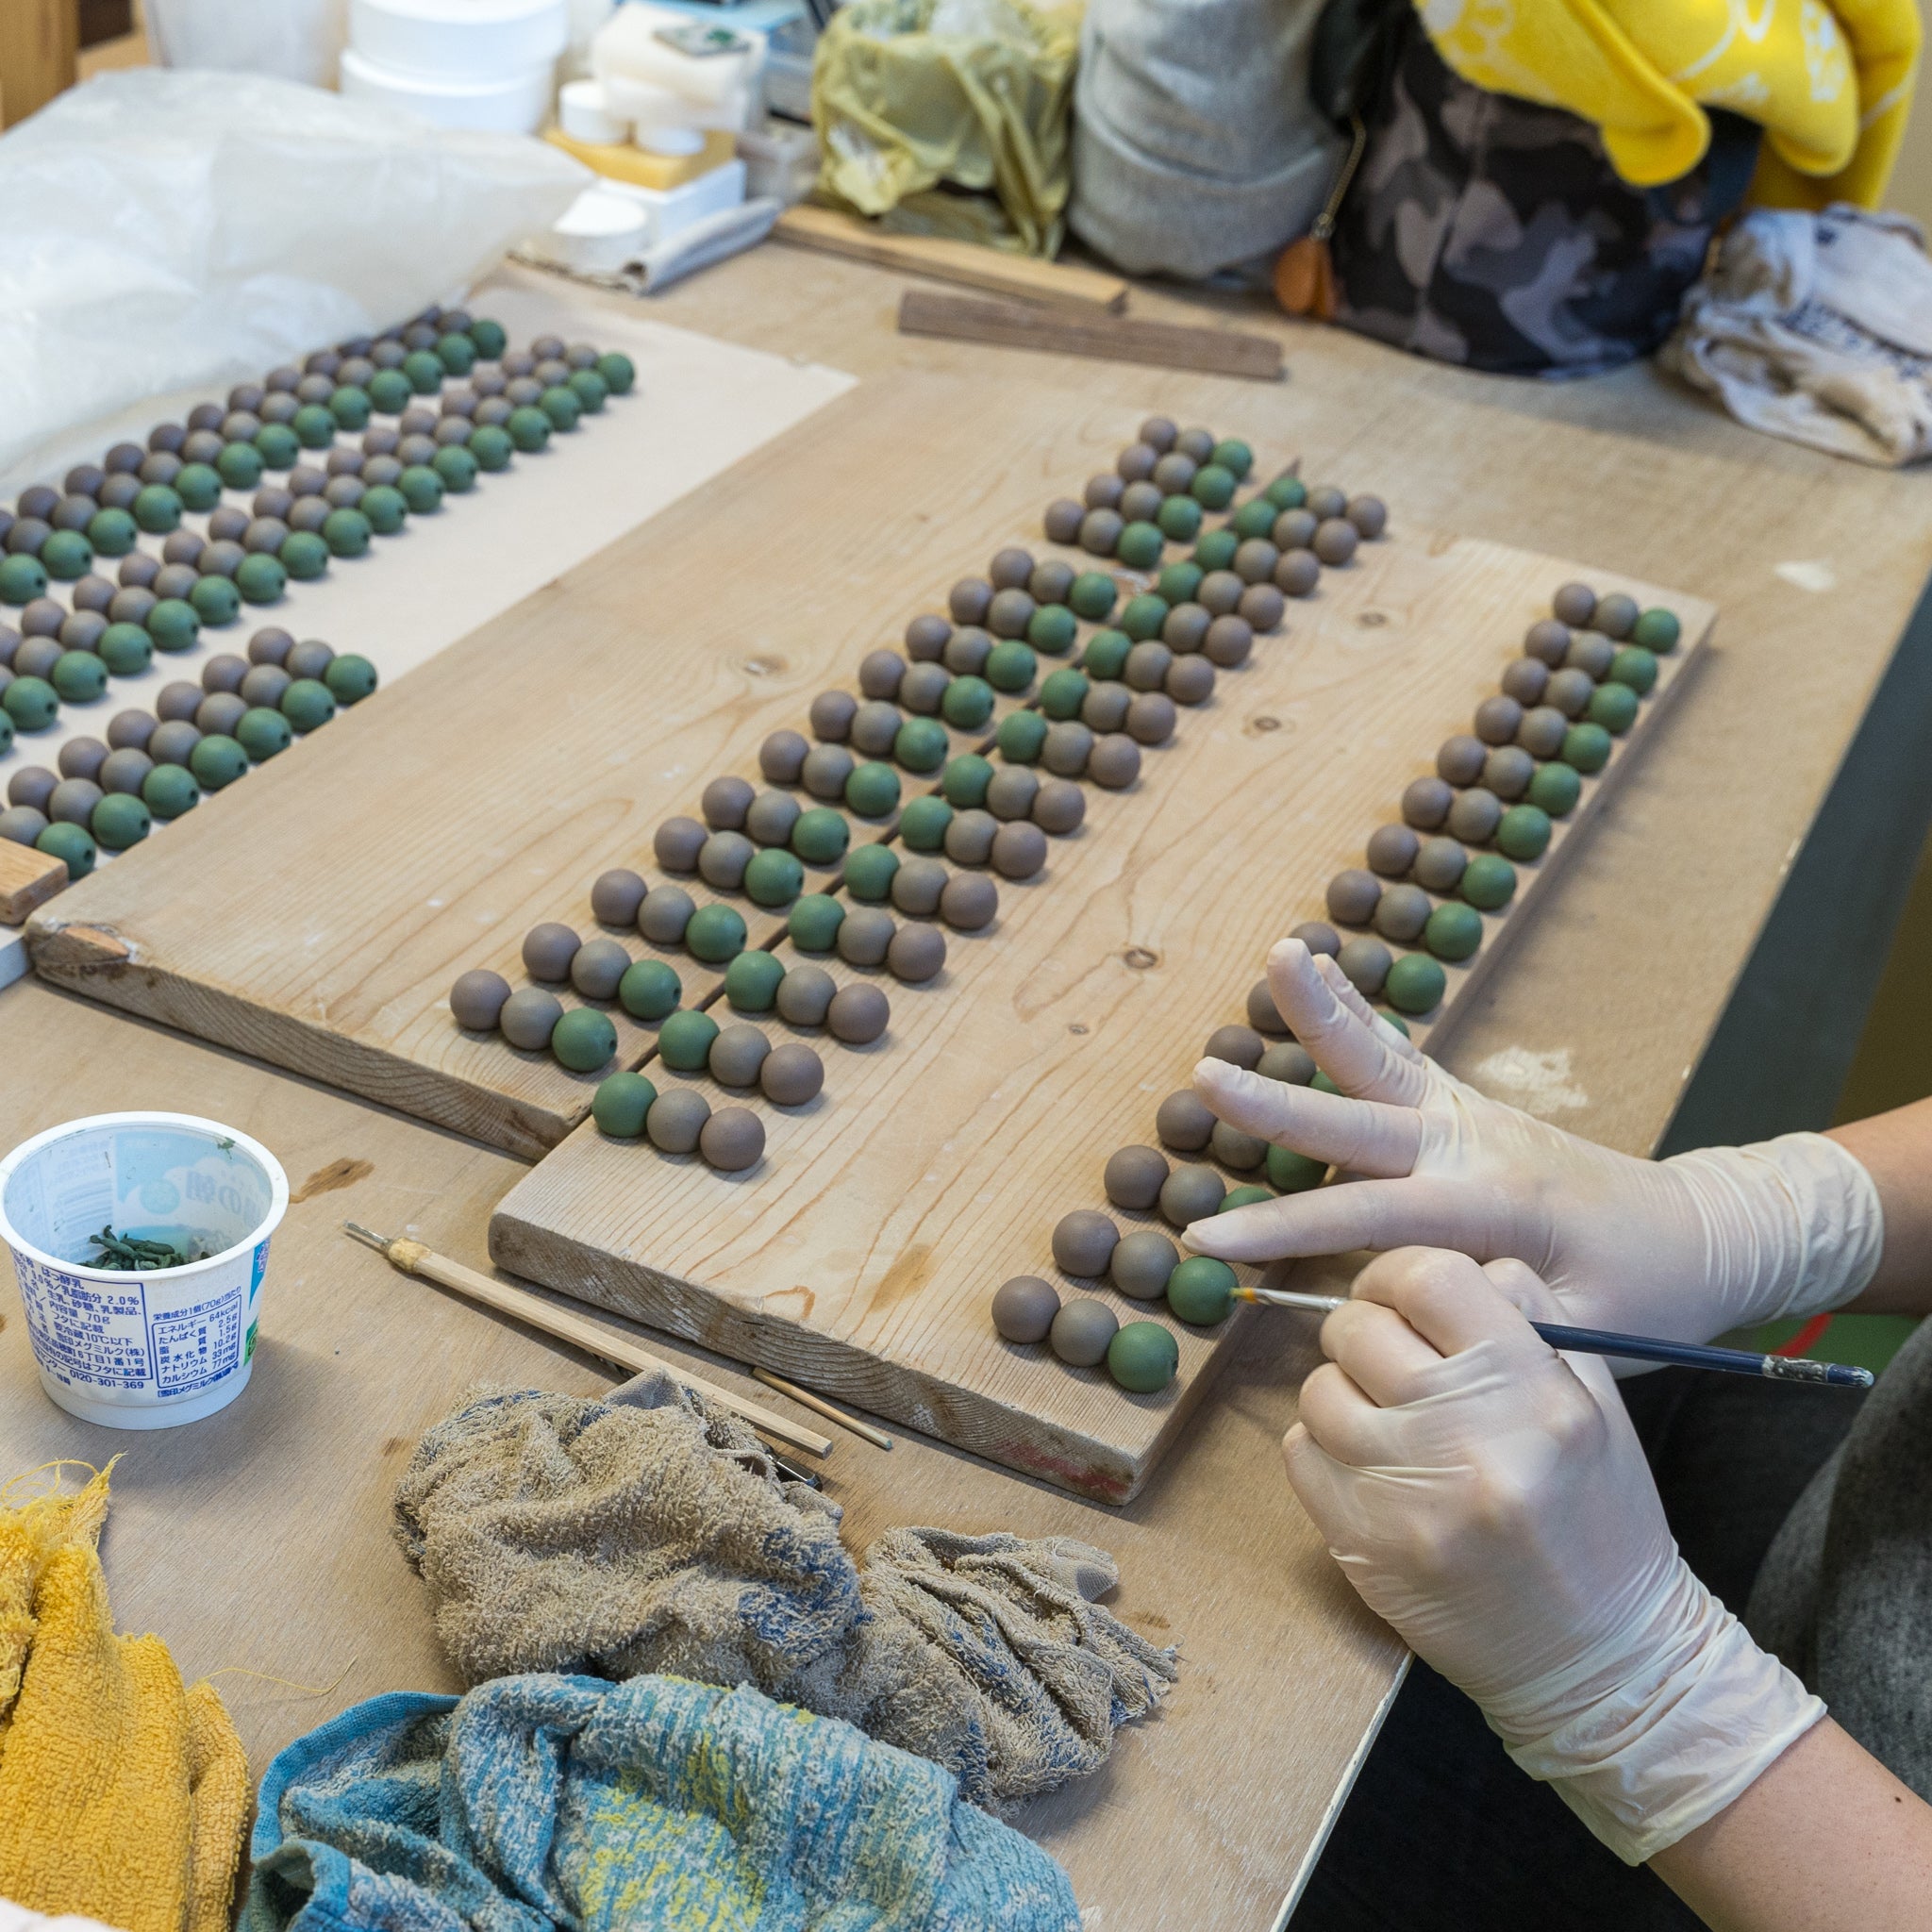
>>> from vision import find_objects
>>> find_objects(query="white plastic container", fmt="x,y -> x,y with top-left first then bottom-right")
558,75 -> 630,142
348,0 -> 568,77
0,1113 -> 289,1430
341,44 -> 558,133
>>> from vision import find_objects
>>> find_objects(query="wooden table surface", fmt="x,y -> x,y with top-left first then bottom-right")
3,247 -> 1930,1929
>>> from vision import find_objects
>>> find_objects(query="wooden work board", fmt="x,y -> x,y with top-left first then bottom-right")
25,365 -> 1710,1499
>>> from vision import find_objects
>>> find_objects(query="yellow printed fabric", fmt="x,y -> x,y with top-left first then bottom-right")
0,1465 -> 247,1932
1415,0 -> 1921,207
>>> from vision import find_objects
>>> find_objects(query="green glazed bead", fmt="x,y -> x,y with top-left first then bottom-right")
1231,498 -> 1276,540
1027,604 -> 1078,655
237,705 -> 292,761
790,807 -> 848,865
1267,1144 -> 1327,1192
568,369 -> 608,412
0,713 -> 11,755
686,902 -> 746,962
940,675 -> 993,730
147,599 -> 198,652
1108,1320 -> 1178,1392
1380,1011 -> 1412,1038
132,485 -> 181,535
789,893 -> 845,950
596,350 -> 635,394
0,555 -> 50,604
323,508 -> 372,558
52,651 -> 107,702
844,844 -> 899,901
1386,952 -> 1447,1014
324,654 -> 377,705
432,446 -> 478,494
1167,1255 -> 1238,1324
1632,607 -> 1680,653
436,332 -> 477,375
1220,1185 -> 1273,1212
1117,521 -> 1163,570
1190,463 -> 1236,509
942,755 -> 993,808
659,1008 -> 720,1070
87,508 -> 138,558
280,531 -> 328,580
507,407 -> 551,452
1460,851 -> 1517,910
1264,475 -> 1307,509
845,760 -> 901,817
1211,438 -> 1253,478
141,764 -> 198,820
3,676 -> 58,730
329,386 -> 372,430
254,423 -> 299,470
1119,593 -> 1167,641
745,846 -> 805,906
618,958 -> 681,1021
996,710 -> 1048,763
97,623 -> 152,676
360,485 -> 407,535
1081,629 -> 1131,680
724,949 -> 785,1010
1040,667 -> 1090,719
368,369 -> 411,413
91,791 -> 150,851
175,462 -> 223,510
234,554 -> 286,606
1527,760 -> 1581,817
1424,900 -> 1482,962
398,466 -> 443,514
552,1007 -> 617,1073
402,350 -> 444,395
1194,529 -> 1239,572
190,734 -> 247,790
216,441 -> 263,489
281,678 -> 335,733
1609,644 -> 1657,694
899,794 -> 953,851
539,385 -> 581,431
1157,494 -> 1203,541
1069,572 -> 1117,620
292,404 -> 337,449
984,640 -> 1037,692
470,318 -> 508,358
1562,722 -> 1612,774
894,717 -> 949,773
42,530 -> 93,579
592,1071 -> 656,1137
36,821 -> 95,879
1588,681 -> 1639,734
469,425 -> 512,472
1495,803 -> 1552,861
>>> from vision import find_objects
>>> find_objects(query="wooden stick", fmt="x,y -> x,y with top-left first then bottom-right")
752,1366 -> 893,1452
0,841 -> 67,926
897,287 -> 1284,381
342,1224 -> 833,1458
774,205 -> 1129,314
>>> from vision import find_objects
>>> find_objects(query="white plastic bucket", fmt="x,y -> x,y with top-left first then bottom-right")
0,1113 -> 288,1430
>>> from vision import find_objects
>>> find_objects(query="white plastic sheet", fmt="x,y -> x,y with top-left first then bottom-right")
146,0 -> 347,85
0,69 -> 588,480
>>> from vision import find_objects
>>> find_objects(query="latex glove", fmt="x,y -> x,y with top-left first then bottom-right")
1184,939 -> 1882,1347
1287,1246 -> 1825,1862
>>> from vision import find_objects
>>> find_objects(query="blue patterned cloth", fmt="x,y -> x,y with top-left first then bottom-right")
243,1673 -> 1080,1931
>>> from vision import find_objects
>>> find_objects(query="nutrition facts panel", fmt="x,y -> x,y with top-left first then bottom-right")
152,1289 -> 244,1396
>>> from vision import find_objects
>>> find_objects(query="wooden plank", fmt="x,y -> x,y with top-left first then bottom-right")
897,287 -> 1284,381
0,0 -> 77,125
774,205 -> 1130,313
0,840 -> 66,925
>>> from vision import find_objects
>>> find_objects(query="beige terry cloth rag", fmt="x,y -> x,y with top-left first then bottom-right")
393,1373 -> 1177,1812
1662,204 -> 1932,466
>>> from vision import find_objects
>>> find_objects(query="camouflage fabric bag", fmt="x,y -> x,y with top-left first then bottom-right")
1326,15 -> 1760,377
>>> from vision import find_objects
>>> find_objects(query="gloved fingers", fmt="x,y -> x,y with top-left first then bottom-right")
1265,940 -> 1434,1107
1282,1419 -> 1358,1541
1480,1257 -> 1634,1407
1354,1246 -> 1551,1361
1183,1173 -> 1497,1263
1191,1058 -> 1422,1177
1311,953 -> 1427,1066
1316,1302 -> 1450,1410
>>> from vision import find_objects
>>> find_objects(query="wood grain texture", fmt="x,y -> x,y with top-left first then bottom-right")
0,0 -> 77,126
0,840 -> 66,924
775,206 -> 1130,311
898,287 -> 1286,380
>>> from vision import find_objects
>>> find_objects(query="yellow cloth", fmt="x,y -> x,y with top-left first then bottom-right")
1415,0 -> 1921,208
0,1466 -> 247,1932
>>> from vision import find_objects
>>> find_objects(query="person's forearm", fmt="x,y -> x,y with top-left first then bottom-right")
1650,1718 -> 1932,1930
1827,1096 -> 1932,1313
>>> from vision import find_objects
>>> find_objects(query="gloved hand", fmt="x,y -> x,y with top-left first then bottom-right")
1184,939 -> 1883,1347
1286,1246 -> 1825,1862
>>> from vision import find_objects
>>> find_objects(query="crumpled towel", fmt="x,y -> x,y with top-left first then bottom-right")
1417,0 -> 1919,208
242,1673 -> 1080,1930
1661,203 -> 1932,465
0,1464 -> 248,1932
393,1374 -> 1177,1811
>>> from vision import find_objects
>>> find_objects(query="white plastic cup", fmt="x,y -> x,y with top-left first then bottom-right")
0,1112 -> 289,1430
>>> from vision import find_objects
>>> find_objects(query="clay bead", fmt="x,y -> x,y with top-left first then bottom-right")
837,906 -> 895,967
888,923 -> 946,983
1545,667 -> 1595,717
646,1089 -> 709,1155
1483,745 -> 1535,800
1155,1090 -> 1214,1152
940,872 -> 999,930
1413,836 -> 1468,892
1258,1041 -> 1316,1085
1474,694 -> 1524,745
1337,935 -> 1392,996
1524,619 -> 1571,665
1158,1164 -> 1225,1227
809,691 -> 858,741
701,774 -> 755,829
1501,658 -> 1549,706
500,988 -> 563,1051
1402,776 -> 1453,829
1593,592 -> 1639,640
1081,682 -> 1131,733
1163,603 -> 1211,653
1348,495 -> 1388,539
1031,779 -> 1085,834
1130,690 -> 1180,741
1053,1209 -> 1119,1277
761,1042 -> 824,1106
1247,979 -> 1289,1036
451,970 -> 511,1030
637,885 -> 695,945
1436,734 -> 1487,785
905,614 -> 951,659
1088,735 -> 1140,789
993,1275 -> 1060,1343
1050,1300 -> 1118,1368
1198,571 -> 1244,617
1374,883 -> 1431,942
523,922 -> 581,981
1326,868 -> 1381,925
1446,787 -> 1503,844
801,744 -> 855,799
826,982 -> 890,1044
944,809 -> 998,866
1517,706 -> 1569,758
776,964 -> 837,1026
571,938 -> 632,1000
890,856 -> 948,916
1552,582 -> 1596,626
1313,519 -> 1357,566
1367,824 -> 1419,876
709,1024 -> 771,1088
1205,1023 -> 1265,1069
1105,1145 -> 1170,1211
1240,585 -> 1286,632
1111,1230 -> 1179,1300
1274,549 -> 1321,598
859,649 -> 906,700
655,816 -> 708,872
1083,474 -> 1124,510
1565,630 -> 1615,680
1210,1121 -> 1268,1170
991,821 -> 1048,880
1044,498 -> 1085,543
591,870 -> 648,925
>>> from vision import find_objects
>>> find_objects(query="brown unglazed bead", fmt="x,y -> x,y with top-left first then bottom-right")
591,869 -> 648,926
802,744 -> 856,799
1044,499 -> 1084,543
1031,778 -> 1085,834
1116,441 -> 1158,482
1552,581 -> 1596,626
450,969 -> 510,1030
827,983 -> 890,1043
1162,604 -> 1211,653
1240,584 -> 1285,632
991,820 -> 1048,879
761,1042 -> 824,1106
1593,591 -> 1638,639
1437,734 -> 1487,785
1124,641 -> 1172,691
1413,836 -> 1467,891
1083,473 -> 1124,509
1156,1090 -> 1214,1152
1210,1121 -> 1268,1170
709,1024 -> 772,1087
1501,657 -> 1549,705
1159,1164 -> 1224,1227
1247,979 -> 1289,1035
858,650 -> 906,700
944,809 -> 998,865
655,817 -> 707,872
1198,571 -> 1243,617
523,922 -> 580,981
1545,667 -> 1595,717
940,873 -> 999,930
905,614 -> 951,659
993,1275 -> 1060,1343
1291,920 -> 1341,958
1473,694 -> 1523,745
1050,1299 -> 1118,1367
1484,746 -> 1534,800
1275,549 -> 1320,597
701,1108 -> 765,1172
776,964 -> 837,1026
890,857 -> 947,916
1566,630 -> 1615,679
1053,1208 -> 1119,1277
1446,787 -> 1503,844
986,767 -> 1039,822
1105,1144 -> 1169,1210
1259,1041 -> 1316,1086
888,923 -> 946,983
838,907 -> 895,967
1518,706 -> 1569,758
1131,689 -> 1181,740
1088,735 -> 1141,789
809,690 -> 858,741
1367,824 -> 1419,876
1111,1230 -> 1179,1299
1140,415 -> 1178,451
1337,935 -> 1391,995
1524,618 -> 1572,665
571,938 -> 631,999
1347,494 -> 1388,539
1205,1023 -> 1265,1069
1313,519 -> 1357,566
1374,883 -> 1430,942
1326,868 -> 1381,925
949,577 -> 992,625
1402,776 -> 1453,829
1081,683 -> 1131,733
647,1089 -> 710,1154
